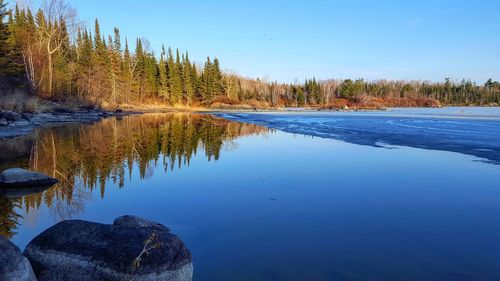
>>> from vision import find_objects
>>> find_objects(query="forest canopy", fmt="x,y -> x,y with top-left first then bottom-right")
0,0 -> 499,108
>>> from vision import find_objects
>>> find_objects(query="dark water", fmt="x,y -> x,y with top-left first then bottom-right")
2,109 -> 500,281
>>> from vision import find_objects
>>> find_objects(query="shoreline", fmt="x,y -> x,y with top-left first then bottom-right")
0,109 -> 141,139
0,103 -> 376,139
0,105 -> 498,140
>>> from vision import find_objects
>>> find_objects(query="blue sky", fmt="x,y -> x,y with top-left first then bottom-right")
72,0 -> 499,83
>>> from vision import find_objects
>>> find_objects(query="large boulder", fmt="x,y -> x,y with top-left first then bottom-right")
24,215 -> 193,281
0,168 -> 58,189
0,236 -> 37,281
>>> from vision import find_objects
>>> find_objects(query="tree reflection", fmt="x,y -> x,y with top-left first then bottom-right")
0,197 -> 22,239
0,113 -> 268,238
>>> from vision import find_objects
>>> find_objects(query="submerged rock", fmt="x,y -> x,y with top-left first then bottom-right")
0,117 -> 8,126
0,168 -> 58,189
24,215 -> 193,281
0,236 -> 37,281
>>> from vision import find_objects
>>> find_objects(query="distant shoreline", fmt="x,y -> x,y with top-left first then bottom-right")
1,102 -> 499,140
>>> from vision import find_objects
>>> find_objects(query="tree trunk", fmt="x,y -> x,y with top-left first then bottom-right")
48,48 -> 53,98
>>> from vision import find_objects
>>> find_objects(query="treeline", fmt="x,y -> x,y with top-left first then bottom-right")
316,78 -> 500,107
0,0 -> 499,108
1,0 -> 229,106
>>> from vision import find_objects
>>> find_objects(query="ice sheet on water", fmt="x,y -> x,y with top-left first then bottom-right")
216,107 -> 500,165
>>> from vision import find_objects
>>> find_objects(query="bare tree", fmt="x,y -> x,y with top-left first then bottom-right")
222,70 -> 239,100
36,0 -> 78,97
15,0 -> 80,97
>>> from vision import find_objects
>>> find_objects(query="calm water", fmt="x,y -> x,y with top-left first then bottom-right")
1,108 -> 500,281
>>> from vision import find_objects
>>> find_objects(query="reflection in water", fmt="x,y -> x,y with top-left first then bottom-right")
0,197 -> 21,238
0,113 -> 269,239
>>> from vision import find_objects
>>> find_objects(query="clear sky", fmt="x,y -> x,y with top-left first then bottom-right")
72,0 -> 499,83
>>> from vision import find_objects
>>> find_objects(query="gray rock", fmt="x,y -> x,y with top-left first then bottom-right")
24,216 -> 193,281
0,117 -> 8,126
21,113 -> 33,121
0,236 -> 37,281
114,215 -> 170,229
11,120 -> 31,127
0,168 -> 58,188
1,110 -> 23,121
52,107 -> 74,115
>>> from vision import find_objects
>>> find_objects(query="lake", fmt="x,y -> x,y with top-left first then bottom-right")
1,108 -> 500,281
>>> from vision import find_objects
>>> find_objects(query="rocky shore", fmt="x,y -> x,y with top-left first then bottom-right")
0,167 -> 192,280
0,108 -> 141,139
0,216 -> 193,281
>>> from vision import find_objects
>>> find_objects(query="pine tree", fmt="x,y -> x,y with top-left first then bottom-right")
144,51 -> 158,98
200,57 -> 212,101
169,48 -> 182,104
166,47 -> 175,103
113,27 -> 121,51
94,19 -> 102,48
182,51 -> 194,105
191,62 -> 199,99
112,28 -> 123,102
52,19 -> 72,98
296,85 -> 305,106
122,38 -> 133,103
135,38 -> 146,102
0,0 -> 24,89
158,45 -> 169,101
212,57 -> 223,96
81,30 -> 93,97
91,19 -> 110,98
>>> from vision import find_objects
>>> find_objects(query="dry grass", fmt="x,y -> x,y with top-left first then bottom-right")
131,231 -> 163,270
0,91 -> 38,113
115,102 -> 192,112
210,102 -> 254,110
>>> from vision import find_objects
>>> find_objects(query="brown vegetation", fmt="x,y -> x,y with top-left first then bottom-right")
319,96 -> 441,110
0,91 -> 38,113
